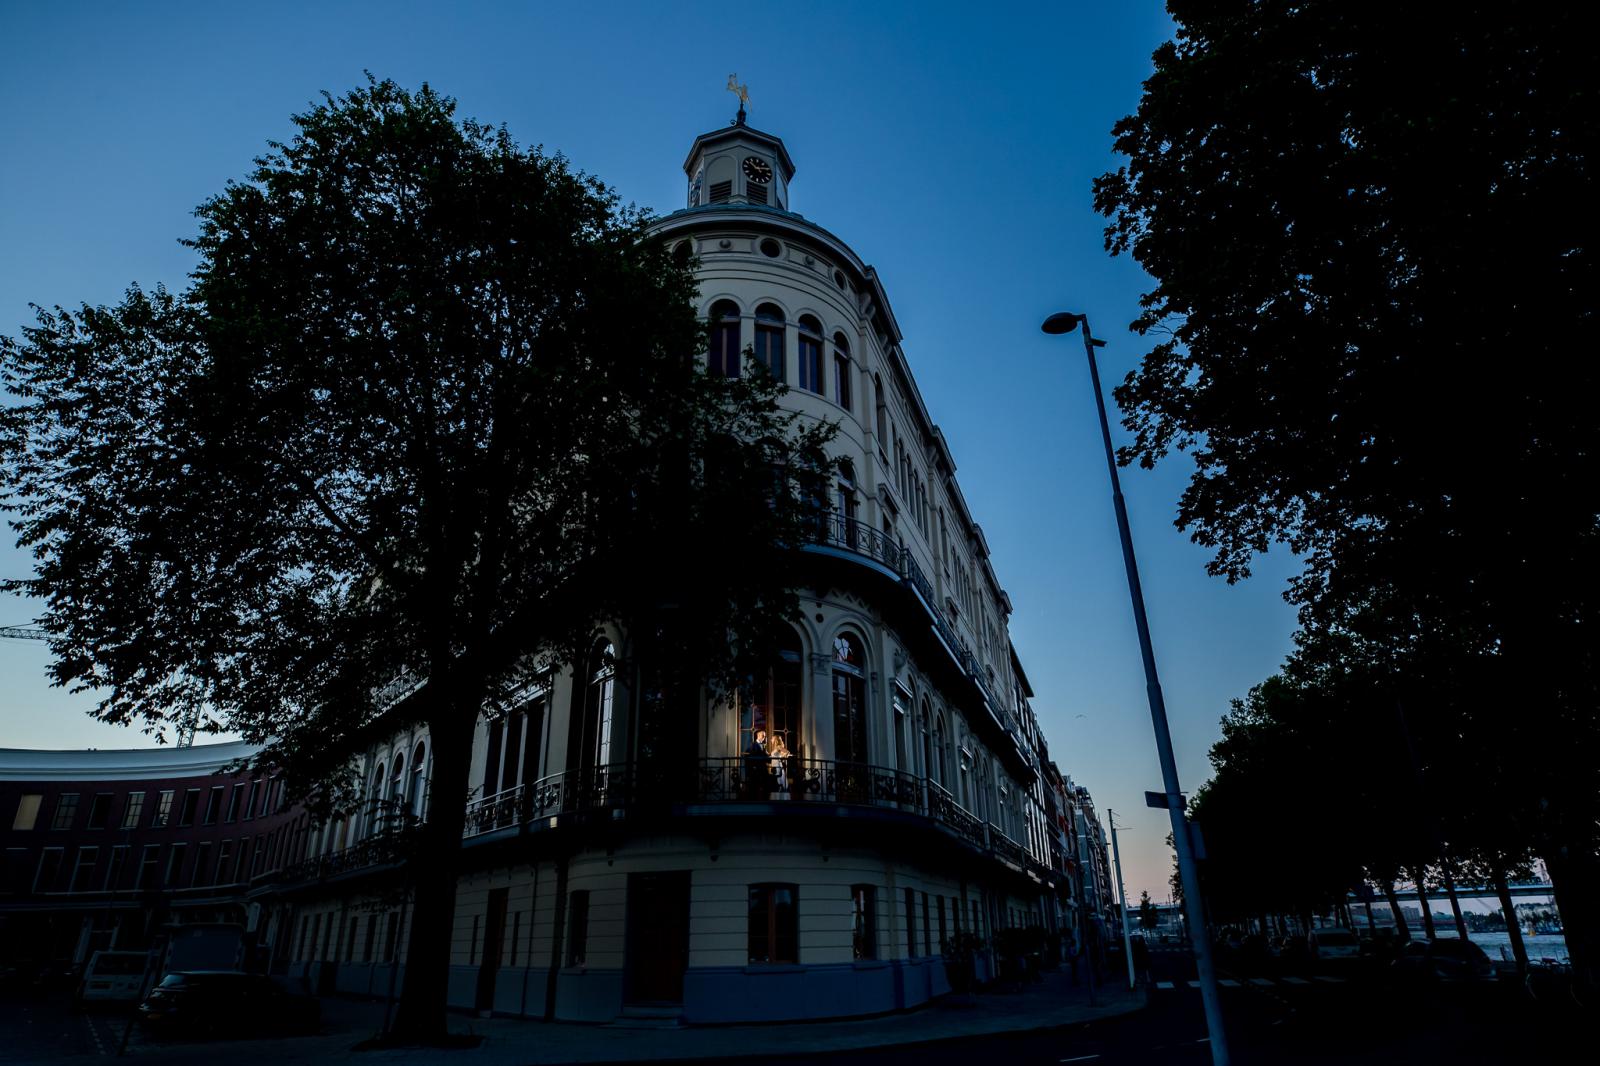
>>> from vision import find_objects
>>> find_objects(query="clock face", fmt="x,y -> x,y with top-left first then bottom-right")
742,157 -> 773,184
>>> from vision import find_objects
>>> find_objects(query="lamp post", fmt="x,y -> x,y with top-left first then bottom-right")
1107,810 -> 1137,989
1043,310 -> 1230,1066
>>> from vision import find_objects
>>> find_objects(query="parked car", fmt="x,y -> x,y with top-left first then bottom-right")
138,971 -> 319,1037
1390,938 -> 1495,983
74,951 -> 149,1008
1309,929 -> 1362,962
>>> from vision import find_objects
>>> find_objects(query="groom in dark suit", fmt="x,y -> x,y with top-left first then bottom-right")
743,729 -> 770,797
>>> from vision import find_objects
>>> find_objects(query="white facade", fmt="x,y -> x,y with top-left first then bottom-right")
273,114 -> 1080,1024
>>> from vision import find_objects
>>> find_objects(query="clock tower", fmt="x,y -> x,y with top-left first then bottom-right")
683,111 -> 796,211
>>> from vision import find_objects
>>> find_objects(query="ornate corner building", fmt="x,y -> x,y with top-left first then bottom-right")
0,113 -> 1112,1023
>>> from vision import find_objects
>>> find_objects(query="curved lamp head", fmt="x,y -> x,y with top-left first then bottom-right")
1041,312 -> 1084,335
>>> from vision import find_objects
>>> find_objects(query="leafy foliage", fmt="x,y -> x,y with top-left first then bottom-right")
1096,2 -> 1599,977
1,77 -> 834,1034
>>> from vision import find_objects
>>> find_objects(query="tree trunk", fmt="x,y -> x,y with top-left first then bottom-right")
1494,873 -> 1528,975
1413,867 -> 1436,940
1384,881 -> 1411,942
1441,862 -> 1469,940
1544,843 -> 1598,992
392,707 -> 477,1041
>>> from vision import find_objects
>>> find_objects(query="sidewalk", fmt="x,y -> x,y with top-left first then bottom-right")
111,970 -> 1144,1066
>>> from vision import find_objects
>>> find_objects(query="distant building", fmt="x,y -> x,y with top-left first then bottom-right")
0,741 -> 301,973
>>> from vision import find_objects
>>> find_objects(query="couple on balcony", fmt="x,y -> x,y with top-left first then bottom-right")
743,728 -> 795,798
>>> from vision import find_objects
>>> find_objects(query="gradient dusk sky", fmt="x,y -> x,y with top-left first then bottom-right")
0,1 -> 1302,900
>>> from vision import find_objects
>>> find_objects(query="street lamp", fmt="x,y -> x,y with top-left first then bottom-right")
1043,310 -> 1231,1066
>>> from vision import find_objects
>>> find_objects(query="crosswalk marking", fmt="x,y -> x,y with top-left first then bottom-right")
1249,977 -> 1274,987
1282,976 -> 1310,985
1218,978 -> 1242,987
1188,980 -> 1203,988
1315,975 -> 1345,983
1155,980 -> 1175,989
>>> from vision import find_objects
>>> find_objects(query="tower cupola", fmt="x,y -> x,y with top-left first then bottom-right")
683,82 -> 795,210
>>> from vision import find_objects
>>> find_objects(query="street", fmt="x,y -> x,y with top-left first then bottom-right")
0,947 -> 1587,1066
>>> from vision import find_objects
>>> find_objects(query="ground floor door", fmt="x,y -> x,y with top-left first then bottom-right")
625,871 -> 690,1005
476,887 -> 508,1013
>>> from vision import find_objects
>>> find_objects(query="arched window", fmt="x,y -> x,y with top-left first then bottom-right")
831,633 -> 867,765
832,333 -> 852,411
932,714 -> 948,788
570,640 -> 616,773
390,753 -> 405,814
797,315 -> 824,394
369,762 -> 386,837
708,300 -> 741,378
920,700 -> 935,784
754,303 -> 785,380
874,374 -> 888,443
743,628 -> 802,757
410,741 -> 427,819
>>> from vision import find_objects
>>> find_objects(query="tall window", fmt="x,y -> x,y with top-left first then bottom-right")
748,883 -> 798,964
708,300 -> 741,378
851,885 -> 876,960
151,791 -> 174,828
87,793 -> 114,829
874,374 -> 888,444
390,753 -> 406,815
570,641 -> 616,773
743,628 -> 803,757
566,890 -> 590,967
411,741 -> 428,819
754,303 -> 785,380
831,634 -> 868,765
832,333 -> 852,411
797,315 -> 823,393
52,793 -> 79,830
904,887 -> 918,958
932,715 -> 948,787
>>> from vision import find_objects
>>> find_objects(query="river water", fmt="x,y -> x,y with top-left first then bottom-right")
1426,929 -> 1569,964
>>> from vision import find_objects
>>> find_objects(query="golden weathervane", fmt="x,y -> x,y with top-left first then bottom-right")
726,73 -> 750,118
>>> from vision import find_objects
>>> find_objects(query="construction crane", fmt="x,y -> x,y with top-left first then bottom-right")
0,622 -> 199,746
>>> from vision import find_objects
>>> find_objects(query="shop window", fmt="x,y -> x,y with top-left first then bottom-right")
566,890 -> 590,967
904,887 -> 917,958
748,883 -> 798,964
851,885 -> 876,960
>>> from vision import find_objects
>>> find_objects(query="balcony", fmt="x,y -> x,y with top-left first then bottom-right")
806,516 -> 1030,774
459,758 -> 1047,882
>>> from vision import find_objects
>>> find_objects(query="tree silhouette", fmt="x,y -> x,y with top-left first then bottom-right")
1095,2 -> 1599,985
0,78 -> 834,1039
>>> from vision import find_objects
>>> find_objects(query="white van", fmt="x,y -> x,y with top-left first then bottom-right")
1309,929 -> 1362,961
75,950 -> 149,1006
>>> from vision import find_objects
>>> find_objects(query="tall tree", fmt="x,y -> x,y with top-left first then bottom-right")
0,79 -> 833,1039
1095,2 -> 1599,984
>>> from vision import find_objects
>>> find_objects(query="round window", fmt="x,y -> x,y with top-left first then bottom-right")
833,269 -> 847,289
760,238 -> 782,259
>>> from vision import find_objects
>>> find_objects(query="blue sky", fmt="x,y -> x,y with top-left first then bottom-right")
0,1 -> 1301,898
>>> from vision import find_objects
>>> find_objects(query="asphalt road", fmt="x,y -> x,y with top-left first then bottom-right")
703,946 -> 1589,1066
2,950 -> 1587,1065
